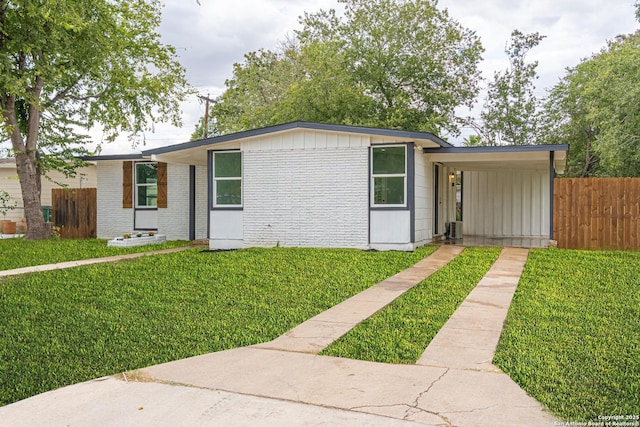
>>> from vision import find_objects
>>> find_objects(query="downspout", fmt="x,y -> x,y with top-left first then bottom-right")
549,151 -> 555,240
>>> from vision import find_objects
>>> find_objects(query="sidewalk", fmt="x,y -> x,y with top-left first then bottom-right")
0,245 -> 196,278
0,246 -> 558,426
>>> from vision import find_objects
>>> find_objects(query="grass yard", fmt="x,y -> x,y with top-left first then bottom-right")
494,248 -> 640,422
0,245 -> 436,406
0,238 -> 191,271
321,247 -> 502,363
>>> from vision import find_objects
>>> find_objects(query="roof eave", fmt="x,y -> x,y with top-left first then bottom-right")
142,121 -> 451,157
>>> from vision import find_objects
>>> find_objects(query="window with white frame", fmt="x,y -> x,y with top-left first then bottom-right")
213,151 -> 242,206
371,145 -> 406,206
135,162 -> 158,207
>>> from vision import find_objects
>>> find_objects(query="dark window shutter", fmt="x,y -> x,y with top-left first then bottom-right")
157,162 -> 168,208
123,161 -> 133,208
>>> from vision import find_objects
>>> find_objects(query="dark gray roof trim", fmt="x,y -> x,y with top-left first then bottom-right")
82,154 -> 144,161
142,121 -> 451,156
423,144 -> 569,154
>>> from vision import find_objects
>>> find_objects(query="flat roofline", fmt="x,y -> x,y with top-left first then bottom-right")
81,154 -> 144,161
423,144 -> 569,154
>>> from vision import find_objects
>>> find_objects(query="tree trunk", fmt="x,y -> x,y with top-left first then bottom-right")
2,90 -> 50,240
15,152 -> 49,239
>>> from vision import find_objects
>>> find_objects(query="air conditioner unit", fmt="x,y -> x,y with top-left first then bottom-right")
447,221 -> 463,239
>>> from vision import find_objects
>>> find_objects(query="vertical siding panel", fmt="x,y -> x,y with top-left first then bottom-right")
337,135 -> 350,148
502,172 -> 511,236
303,131 -> 316,149
473,171 -> 481,235
531,173 -> 541,236
512,172 -> 522,236
316,132 -> 327,149
553,179 -> 561,245
464,172 -> 472,234
540,172 -> 550,238
492,172 -> 501,236
281,133 -> 294,150
481,172 -> 490,235
522,174 -> 531,236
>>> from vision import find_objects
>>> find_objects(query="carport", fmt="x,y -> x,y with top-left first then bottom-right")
423,145 -> 568,244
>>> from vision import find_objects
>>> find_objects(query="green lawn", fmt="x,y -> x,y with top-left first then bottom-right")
321,247 -> 502,363
0,238 -> 191,271
494,248 -> 640,422
0,245 -> 436,406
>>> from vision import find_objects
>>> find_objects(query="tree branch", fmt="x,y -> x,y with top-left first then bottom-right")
47,75 -> 84,106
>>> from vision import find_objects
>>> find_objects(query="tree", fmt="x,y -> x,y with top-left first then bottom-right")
538,31 -> 640,177
299,0 -> 484,135
1,0 -> 189,239
467,30 -> 545,146
199,0 -> 484,138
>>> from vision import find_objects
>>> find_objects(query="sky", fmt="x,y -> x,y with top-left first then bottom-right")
50,0 -> 640,153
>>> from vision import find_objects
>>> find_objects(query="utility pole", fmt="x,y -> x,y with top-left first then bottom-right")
197,94 -> 216,139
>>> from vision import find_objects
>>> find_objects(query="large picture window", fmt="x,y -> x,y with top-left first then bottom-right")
213,151 -> 242,206
135,162 -> 158,207
372,145 -> 406,206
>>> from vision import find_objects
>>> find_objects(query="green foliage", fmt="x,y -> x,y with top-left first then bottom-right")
198,0 -> 484,138
538,31 -> 640,177
1,0 -> 190,238
322,247 -> 501,363
466,30 -> 545,146
483,30 -> 545,145
0,189 -> 17,218
494,248 -> 640,421
1,0 -> 189,145
0,238 -> 190,271
0,246 -> 435,405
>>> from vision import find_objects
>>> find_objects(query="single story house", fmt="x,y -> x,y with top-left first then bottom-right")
89,122 -> 567,250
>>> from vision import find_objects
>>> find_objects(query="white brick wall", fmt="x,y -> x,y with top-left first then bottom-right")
157,163 -> 208,240
157,163 -> 189,240
96,161 -> 133,239
241,142 -> 370,249
97,161 -> 207,240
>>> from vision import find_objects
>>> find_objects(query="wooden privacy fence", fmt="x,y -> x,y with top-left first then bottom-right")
51,188 -> 97,239
554,178 -> 640,250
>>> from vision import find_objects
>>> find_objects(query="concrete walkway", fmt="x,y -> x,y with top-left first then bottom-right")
255,245 -> 463,354
0,245 -> 196,278
0,246 -> 559,426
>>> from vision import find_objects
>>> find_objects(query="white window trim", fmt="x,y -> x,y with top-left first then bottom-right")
135,162 -> 158,209
371,145 -> 407,208
213,151 -> 243,208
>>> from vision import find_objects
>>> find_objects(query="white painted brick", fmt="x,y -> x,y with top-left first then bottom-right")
96,161 -> 133,239
242,145 -> 369,249
97,162 -> 207,241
